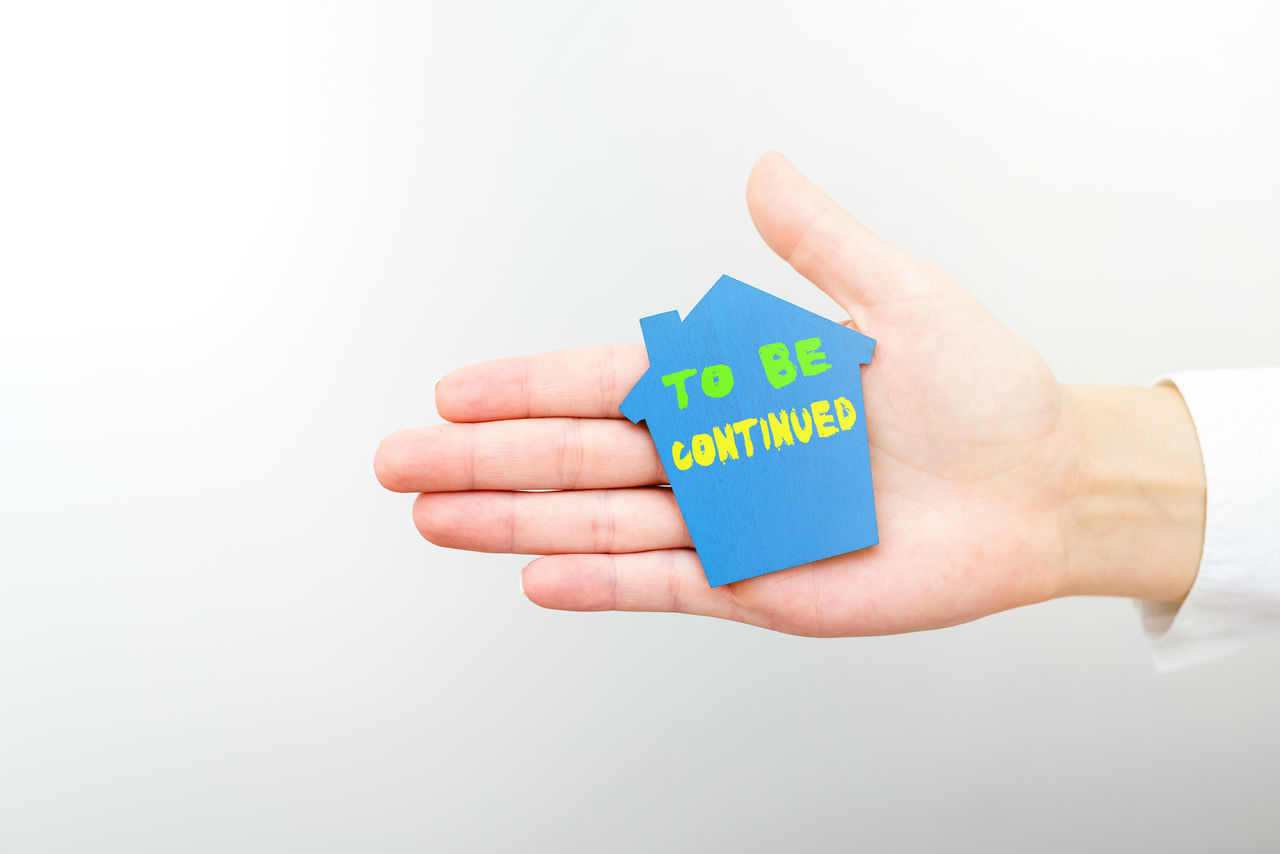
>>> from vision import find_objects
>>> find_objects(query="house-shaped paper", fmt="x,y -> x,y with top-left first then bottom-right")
620,275 -> 878,587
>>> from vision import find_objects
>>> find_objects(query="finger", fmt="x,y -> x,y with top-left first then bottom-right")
413,488 -> 691,554
521,550 -> 743,621
375,418 -> 665,493
745,151 -> 954,313
436,345 -> 647,423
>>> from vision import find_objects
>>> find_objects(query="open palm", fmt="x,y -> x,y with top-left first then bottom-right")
377,153 -> 1140,636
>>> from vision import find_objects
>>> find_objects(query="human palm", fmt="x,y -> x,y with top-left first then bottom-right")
376,153 -> 1132,636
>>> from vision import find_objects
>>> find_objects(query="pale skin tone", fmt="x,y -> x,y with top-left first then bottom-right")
375,152 -> 1207,637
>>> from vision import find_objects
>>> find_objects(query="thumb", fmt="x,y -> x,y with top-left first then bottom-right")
746,152 -> 955,316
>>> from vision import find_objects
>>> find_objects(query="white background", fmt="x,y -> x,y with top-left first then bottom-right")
3,2 -> 1280,851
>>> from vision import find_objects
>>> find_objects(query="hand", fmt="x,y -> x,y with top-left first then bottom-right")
375,153 -> 1206,636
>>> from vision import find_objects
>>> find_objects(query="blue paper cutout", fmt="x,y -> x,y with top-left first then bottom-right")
620,275 -> 878,587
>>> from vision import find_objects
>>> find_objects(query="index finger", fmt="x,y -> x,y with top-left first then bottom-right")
436,345 -> 647,423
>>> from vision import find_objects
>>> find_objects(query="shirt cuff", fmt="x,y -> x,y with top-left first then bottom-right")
1137,367 -> 1280,671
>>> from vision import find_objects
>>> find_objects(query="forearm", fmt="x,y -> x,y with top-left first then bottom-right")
1062,384 -> 1206,603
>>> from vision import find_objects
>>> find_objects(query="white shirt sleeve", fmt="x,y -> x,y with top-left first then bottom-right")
1139,367 -> 1280,671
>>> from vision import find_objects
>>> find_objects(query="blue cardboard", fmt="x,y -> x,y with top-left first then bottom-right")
620,275 -> 878,587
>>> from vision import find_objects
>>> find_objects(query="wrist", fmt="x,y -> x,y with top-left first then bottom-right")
1061,383 -> 1206,602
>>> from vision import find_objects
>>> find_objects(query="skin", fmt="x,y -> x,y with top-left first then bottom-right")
375,152 -> 1207,638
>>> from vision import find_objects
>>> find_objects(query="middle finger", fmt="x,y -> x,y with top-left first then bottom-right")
376,418 -> 666,492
